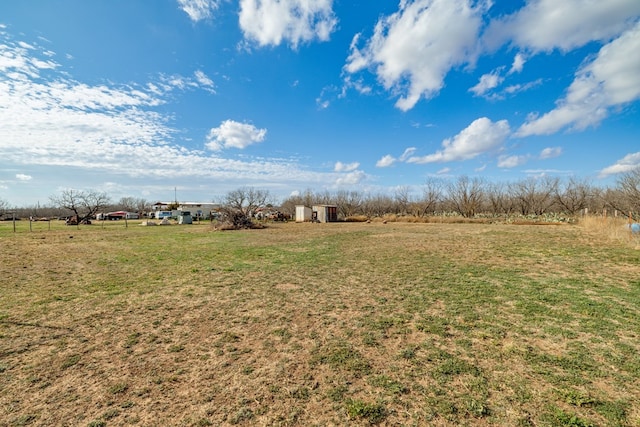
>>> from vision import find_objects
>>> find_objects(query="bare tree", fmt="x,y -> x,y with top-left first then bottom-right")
335,190 -> 363,218
49,189 -> 111,223
604,169 -> 640,219
117,197 -> 137,212
414,178 -> 443,217
486,182 -> 514,216
555,177 -> 593,215
0,198 -> 9,218
361,193 -> 394,218
116,197 -> 149,214
445,176 -> 486,218
393,186 -> 412,215
510,177 -> 559,216
220,187 -> 272,228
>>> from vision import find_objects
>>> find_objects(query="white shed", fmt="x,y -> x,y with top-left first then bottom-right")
295,205 -> 313,222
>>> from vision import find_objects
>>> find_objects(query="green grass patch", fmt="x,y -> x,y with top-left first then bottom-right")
1,221 -> 639,425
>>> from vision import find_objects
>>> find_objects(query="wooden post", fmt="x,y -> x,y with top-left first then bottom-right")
12,212 -> 16,233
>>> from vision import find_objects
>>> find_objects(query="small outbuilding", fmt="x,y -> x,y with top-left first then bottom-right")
295,205 -> 313,222
178,211 -> 193,224
312,205 -> 338,223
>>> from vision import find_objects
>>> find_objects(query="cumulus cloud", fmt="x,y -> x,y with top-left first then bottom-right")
335,170 -> 366,186
0,32 -> 336,200
334,161 -> 359,172
177,0 -> 220,22
483,0 -> 640,52
206,120 -> 267,151
239,0 -> 337,48
497,154 -> 527,168
509,53 -> 526,74
344,0 -> 488,111
407,117 -> 510,164
376,155 -> 396,168
539,147 -> 562,159
599,152 -> 640,177
469,70 -> 504,96
16,174 -> 32,181
376,147 -> 416,168
516,23 -> 640,137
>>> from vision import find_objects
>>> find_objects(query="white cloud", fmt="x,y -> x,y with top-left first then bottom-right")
509,53 -> 526,74
335,170 -> 366,186
469,70 -> 504,96
0,33 -> 339,201
599,152 -> 640,177
194,70 -> 215,93
177,0 -> 220,22
16,173 -> 32,181
238,0 -> 337,48
407,117 -> 510,164
399,147 -> 417,161
376,155 -> 396,168
344,0 -> 488,111
503,78 -> 542,95
497,154 -> 527,168
206,120 -> 267,151
484,0 -> 640,52
517,23 -> 640,137
341,75 -> 372,97
539,147 -> 562,159
334,161 -> 359,172
376,147 -> 416,167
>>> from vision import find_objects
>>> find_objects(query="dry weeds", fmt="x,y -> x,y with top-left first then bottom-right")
1,220 -> 639,426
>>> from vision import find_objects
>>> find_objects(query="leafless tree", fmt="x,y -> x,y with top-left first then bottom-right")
117,197 -> 137,212
393,186 -> 412,215
554,177 -> 593,215
361,193 -> 394,218
335,190 -> 363,218
0,198 -> 9,217
413,178 -> 443,217
220,187 -> 272,228
445,176 -> 486,218
49,189 -> 111,223
510,177 -> 559,216
604,169 -> 640,220
115,197 -> 150,214
486,182 -> 514,216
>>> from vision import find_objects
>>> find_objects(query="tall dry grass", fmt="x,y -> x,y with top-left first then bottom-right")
579,214 -> 640,248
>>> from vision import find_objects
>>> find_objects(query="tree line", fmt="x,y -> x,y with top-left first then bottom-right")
279,172 -> 640,221
1,169 -> 639,223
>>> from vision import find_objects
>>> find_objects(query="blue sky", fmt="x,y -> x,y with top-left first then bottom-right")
1,0 -> 639,206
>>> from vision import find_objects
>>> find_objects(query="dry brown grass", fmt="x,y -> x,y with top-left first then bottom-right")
579,215 -> 640,249
1,220 -> 639,426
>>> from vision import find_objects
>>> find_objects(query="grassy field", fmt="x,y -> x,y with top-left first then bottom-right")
1,219 -> 639,426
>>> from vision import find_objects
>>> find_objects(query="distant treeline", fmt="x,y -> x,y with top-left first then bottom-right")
2,171 -> 639,221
